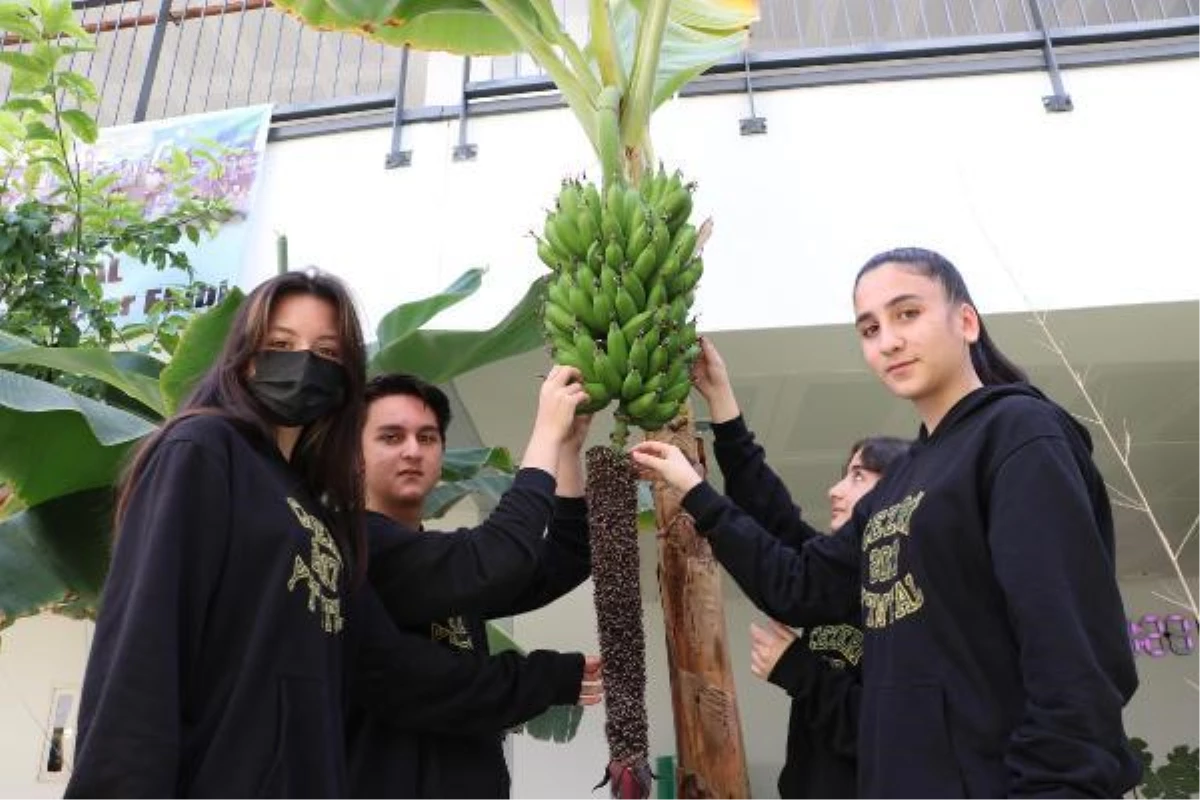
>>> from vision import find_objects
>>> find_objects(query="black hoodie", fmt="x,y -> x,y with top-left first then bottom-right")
711,416 -> 861,798
685,385 -> 1141,798
347,474 -> 593,797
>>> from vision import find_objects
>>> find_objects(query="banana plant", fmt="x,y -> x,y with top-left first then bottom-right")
275,1 -> 759,796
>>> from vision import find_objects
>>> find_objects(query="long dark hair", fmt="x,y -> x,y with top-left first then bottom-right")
847,435 -> 911,476
116,270 -> 368,581
855,247 -> 1027,386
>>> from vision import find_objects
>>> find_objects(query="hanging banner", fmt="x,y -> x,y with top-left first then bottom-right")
86,104 -> 273,324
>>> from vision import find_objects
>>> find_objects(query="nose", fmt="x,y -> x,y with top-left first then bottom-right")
876,322 -> 904,356
828,480 -> 843,504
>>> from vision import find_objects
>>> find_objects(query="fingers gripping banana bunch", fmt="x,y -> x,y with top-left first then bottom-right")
537,170 -> 702,431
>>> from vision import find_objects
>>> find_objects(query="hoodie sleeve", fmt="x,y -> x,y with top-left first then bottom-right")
986,433 -> 1140,798
349,588 -> 583,734
682,481 -> 860,626
768,634 -> 862,760
711,416 -> 826,549
368,468 -> 556,626
66,440 -> 230,799
491,496 -> 591,618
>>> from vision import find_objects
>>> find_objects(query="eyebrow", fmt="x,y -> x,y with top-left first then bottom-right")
375,424 -> 440,435
855,293 -> 924,326
266,326 -> 339,343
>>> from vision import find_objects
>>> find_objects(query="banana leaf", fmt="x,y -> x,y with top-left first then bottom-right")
371,275 -> 547,383
158,288 -> 246,414
0,346 -> 166,416
487,621 -> 585,742
0,369 -> 155,507
0,487 -> 112,628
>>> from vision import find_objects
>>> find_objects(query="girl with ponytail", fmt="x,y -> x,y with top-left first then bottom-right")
633,247 -> 1140,798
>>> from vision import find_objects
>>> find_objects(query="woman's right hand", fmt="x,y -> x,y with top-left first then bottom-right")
691,337 -> 740,423
629,441 -> 704,495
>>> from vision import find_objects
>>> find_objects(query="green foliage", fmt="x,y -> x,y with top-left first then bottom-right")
0,0 -> 232,352
1131,738 -> 1199,799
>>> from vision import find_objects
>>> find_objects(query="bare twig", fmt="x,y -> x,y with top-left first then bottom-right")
1151,590 -> 1194,613
1173,515 -> 1199,561
960,186 -> 1199,618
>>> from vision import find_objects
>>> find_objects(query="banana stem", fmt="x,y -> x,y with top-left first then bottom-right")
528,0 -> 601,96
611,416 -> 630,450
620,0 -> 671,153
588,0 -> 625,89
476,0 -> 600,148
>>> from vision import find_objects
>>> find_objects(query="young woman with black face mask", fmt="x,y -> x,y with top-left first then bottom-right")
65,271 -> 590,797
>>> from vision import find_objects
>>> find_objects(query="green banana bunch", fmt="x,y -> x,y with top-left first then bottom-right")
538,167 -> 703,430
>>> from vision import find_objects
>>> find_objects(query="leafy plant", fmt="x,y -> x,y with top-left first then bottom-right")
0,0 -> 232,352
1130,738 -> 1199,799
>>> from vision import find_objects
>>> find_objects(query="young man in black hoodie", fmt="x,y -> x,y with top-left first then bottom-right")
346,372 -> 599,798
633,248 -> 1140,798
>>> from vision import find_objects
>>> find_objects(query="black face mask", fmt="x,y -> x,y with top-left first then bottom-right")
249,349 -> 347,427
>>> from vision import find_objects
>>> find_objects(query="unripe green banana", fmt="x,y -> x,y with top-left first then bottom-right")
586,239 -> 603,271
651,218 -> 671,263
584,381 -> 610,405
543,215 -> 573,261
582,181 -> 603,230
670,258 -> 703,296
576,209 -> 598,245
660,379 -> 691,405
574,328 -> 599,362
620,368 -> 644,401
558,180 -> 582,220
645,279 -> 667,310
555,212 -> 588,259
625,389 -> 659,419
605,241 -> 624,271
626,215 -> 651,263
594,351 -> 623,396
669,224 -> 698,264
628,336 -> 649,376
619,309 -> 654,343
538,239 -> 563,272
543,301 -> 576,335
614,288 -> 639,326
606,322 -> 629,374
647,344 -> 669,377
568,286 -> 594,328
546,278 -> 569,311
623,187 -> 642,238
554,347 -> 588,373
632,246 -> 658,284
592,291 -> 615,334
599,265 -> 619,300
623,273 -> 647,311
577,264 -> 599,291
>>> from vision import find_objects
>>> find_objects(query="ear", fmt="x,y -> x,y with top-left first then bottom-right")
958,302 -> 981,345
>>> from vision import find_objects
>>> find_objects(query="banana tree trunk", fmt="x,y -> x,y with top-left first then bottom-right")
647,406 -> 750,798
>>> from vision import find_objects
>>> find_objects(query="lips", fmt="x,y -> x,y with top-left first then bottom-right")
886,359 -> 917,375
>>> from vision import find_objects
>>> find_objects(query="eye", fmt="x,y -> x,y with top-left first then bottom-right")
315,344 -> 341,361
419,433 -> 440,446
897,307 -> 921,321
266,338 -> 292,350
857,323 -> 878,340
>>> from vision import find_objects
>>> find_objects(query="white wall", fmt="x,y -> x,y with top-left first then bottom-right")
0,615 -> 91,798
240,58 -> 1199,341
